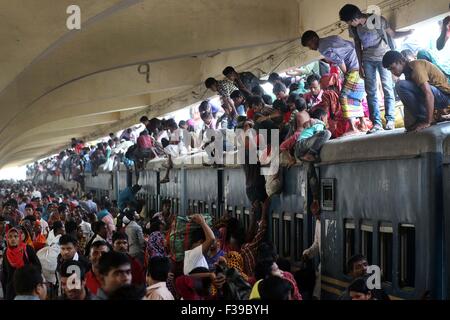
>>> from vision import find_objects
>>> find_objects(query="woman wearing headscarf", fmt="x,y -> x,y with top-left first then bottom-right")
1,227 -> 42,300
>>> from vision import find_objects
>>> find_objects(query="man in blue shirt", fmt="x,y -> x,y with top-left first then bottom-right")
118,185 -> 141,211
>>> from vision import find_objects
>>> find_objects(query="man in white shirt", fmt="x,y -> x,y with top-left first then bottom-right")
183,214 -> 215,275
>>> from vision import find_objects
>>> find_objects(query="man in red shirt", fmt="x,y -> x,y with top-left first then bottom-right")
85,240 -> 110,296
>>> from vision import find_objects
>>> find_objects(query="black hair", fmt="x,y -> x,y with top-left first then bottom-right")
166,118 -> 178,129
306,74 -> 321,87
108,284 -> 146,300
230,90 -> 244,100
52,220 -> 64,232
259,276 -> 293,300
287,94 -> 307,112
150,217 -> 163,233
222,66 -> 236,77
178,120 -> 186,127
301,30 -> 319,47
59,234 -> 78,246
273,99 -> 289,113
191,227 -> 206,244
347,254 -> 367,273
273,82 -> 287,95
92,221 -> 106,234
262,94 -> 273,105
247,95 -> 264,108
339,4 -> 363,22
140,116 -> 149,123
254,260 -> 275,280
98,251 -> 130,275
276,258 -> 291,272
348,277 -> 371,295
13,265 -> 44,296
382,50 -> 405,68
147,256 -> 171,282
204,77 -> 217,89
64,220 -> 78,235
251,85 -> 265,97
25,203 -> 34,209
60,260 -> 87,281
310,108 -> 328,120
268,73 -> 281,83
91,240 -> 109,249
112,231 -> 128,244
256,242 -> 277,263
189,267 -> 212,297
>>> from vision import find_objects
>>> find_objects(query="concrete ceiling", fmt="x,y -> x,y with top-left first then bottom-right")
0,0 -> 448,168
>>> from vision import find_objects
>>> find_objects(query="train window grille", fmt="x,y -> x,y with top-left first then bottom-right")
236,207 -> 242,225
272,212 -> 280,251
360,221 -> 373,265
399,224 -> 415,289
211,203 -> 217,220
283,213 -> 291,258
320,179 -> 336,211
378,223 -> 393,283
244,209 -> 250,231
227,206 -> 234,217
344,219 -> 356,274
204,203 -> 209,215
193,201 -> 199,214
295,213 -> 304,260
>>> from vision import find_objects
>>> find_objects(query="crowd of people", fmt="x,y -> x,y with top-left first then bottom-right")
8,4 -> 450,301
1,180 -> 392,301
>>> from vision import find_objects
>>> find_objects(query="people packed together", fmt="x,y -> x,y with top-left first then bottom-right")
11,3 -> 450,301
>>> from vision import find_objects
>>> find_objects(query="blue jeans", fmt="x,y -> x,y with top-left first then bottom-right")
363,60 -> 396,126
395,80 -> 450,122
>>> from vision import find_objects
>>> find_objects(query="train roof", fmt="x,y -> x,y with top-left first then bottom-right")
320,122 -> 450,165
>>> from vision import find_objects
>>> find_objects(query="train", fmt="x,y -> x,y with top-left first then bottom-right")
47,122 -> 450,300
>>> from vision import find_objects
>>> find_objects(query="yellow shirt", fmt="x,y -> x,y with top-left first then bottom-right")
408,60 -> 450,95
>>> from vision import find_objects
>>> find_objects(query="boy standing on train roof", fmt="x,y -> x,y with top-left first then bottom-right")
301,30 -> 368,135
339,4 -> 413,133
382,51 -> 450,132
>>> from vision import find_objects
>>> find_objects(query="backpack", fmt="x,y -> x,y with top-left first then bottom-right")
351,14 -> 396,51
167,214 -> 213,262
221,267 -> 252,300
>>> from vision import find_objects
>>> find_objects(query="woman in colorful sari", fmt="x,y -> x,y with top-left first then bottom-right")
1,227 -> 42,300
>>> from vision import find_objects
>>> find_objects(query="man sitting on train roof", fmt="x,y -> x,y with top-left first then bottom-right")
382,50 -> 450,132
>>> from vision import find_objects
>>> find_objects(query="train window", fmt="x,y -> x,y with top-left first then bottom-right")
295,213 -> 304,260
204,203 -> 209,215
244,209 -> 250,231
272,212 -> 280,251
321,179 -> 335,211
360,221 -> 373,265
283,213 -> 291,257
236,207 -> 242,223
194,201 -> 199,214
344,219 -> 355,273
399,224 -> 415,289
211,203 -> 217,220
227,206 -> 234,217
378,222 -> 393,283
